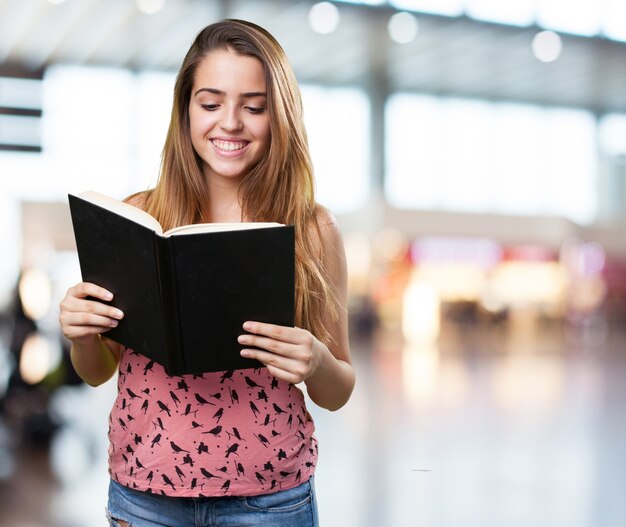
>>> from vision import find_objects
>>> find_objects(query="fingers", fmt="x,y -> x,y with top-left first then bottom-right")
59,282 -> 124,341
70,282 -> 114,302
239,322 -> 319,384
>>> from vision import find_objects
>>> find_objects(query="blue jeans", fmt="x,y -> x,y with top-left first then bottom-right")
106,478 -> 319,527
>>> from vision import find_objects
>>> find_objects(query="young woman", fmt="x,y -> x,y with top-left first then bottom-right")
59,19 -> 354,527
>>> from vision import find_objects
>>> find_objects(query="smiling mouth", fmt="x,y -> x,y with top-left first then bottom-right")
211,139 -> 249,152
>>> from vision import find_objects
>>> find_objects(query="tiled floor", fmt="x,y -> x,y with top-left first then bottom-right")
1,317 -> 626,527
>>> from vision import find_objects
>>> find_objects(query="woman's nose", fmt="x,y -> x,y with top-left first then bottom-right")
220,106 -> 243,132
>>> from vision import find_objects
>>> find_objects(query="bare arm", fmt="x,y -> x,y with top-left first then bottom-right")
238,208 -> 355,411
301,210 -> 354,410
60,282 -> 123,386
59,192 -> 148,386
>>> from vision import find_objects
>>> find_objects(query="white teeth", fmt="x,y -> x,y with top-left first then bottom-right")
212,140 -> 247,152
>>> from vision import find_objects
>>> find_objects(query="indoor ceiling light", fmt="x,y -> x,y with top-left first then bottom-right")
309,2 -> 340,34
388,12 -> 419,43
136,0 -> 166,15
532,30 -> 562,63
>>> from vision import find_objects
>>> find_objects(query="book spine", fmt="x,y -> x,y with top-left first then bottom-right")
155,236 -> 185,376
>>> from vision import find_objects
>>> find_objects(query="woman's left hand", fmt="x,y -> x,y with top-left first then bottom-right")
238,321 -> 323,384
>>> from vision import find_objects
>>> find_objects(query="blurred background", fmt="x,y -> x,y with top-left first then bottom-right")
1,0 -> 626,526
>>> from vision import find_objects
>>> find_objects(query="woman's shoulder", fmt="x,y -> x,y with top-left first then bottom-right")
310,204 -> 344,252
123,190 -> 152,211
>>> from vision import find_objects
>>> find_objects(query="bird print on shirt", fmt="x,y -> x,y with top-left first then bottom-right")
108,348 -> 317,497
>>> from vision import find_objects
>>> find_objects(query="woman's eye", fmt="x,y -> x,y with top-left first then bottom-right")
246,106 -> 265,114
201,104 -> 219,111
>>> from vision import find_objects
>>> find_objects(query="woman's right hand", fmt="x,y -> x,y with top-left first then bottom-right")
59,282 -> 124,345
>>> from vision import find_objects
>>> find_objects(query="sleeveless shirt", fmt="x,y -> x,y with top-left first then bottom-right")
108,347 -> 318,497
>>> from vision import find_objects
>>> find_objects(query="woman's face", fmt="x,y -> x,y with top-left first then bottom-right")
189,49 -> 271,182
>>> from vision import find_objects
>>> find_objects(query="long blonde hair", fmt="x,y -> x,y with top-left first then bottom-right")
143,19 -> 337,345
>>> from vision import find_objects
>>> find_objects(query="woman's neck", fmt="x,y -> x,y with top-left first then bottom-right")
203,173 -> 245,223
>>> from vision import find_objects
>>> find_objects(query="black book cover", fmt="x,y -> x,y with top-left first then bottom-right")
68,193 -> 295,376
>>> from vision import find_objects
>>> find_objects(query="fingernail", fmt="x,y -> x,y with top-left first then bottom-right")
110,319 -> 118,327
114,310 -> 124,319
243,322 -> 252,330
240,350 -> 251,357
105,292 -> 113,300
238,335 -> 248,344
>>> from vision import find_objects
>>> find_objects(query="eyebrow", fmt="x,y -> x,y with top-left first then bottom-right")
194,88 -> 267,98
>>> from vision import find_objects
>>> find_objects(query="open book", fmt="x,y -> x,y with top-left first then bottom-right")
68,191 -> 295,376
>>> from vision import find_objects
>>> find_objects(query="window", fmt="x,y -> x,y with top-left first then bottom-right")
385,93 -> 597,223
301,85 -> 370,214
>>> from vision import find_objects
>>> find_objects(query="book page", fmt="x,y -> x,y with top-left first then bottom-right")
77,191 -> 163,235
164,222 -> 282,237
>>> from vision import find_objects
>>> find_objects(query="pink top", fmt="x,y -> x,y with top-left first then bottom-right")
108,347 -> 318,497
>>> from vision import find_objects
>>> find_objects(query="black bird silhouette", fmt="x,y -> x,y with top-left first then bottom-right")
182,453 -> 194,467
157,400 -> 171,417
244,376 -> 263,389
257,390 -> 268,402
262,414 -> 276,427
287,414 -> 293,428
170,441 -> 189,453
200,468 -> 221,479
219,370 -> 234,383
255,471 -> 266,483
277,448 -> 287,461
141,400 -> 149,414
118,418 -> 127,430
162,474 -> 176,491
141,388 -> 151,396
270,377 -> 279,390
136,457 -> 145,469
272,403 -> 286,414
209,392 -> 222,400
279,470 -> 294,477
126,388 -> 141,400
133,434 -> 143,445
147,470 -> 153,483
126,444 -> 134,454
177,379 -> 189,392
230,389 -> 239,404
216,465 -> 228,473
235,462 -> 245,476
169,390 -> 181,407
175,465 -> 185,482
254,433 -> 270,448
191,421 -> 204,429
295,469 -> 302,483
183,404 -> 198,418
264,461 -> 275,472
195,393 -> 215,406
213,408 -> 224,423
151,433 -> 162,448
225,427 -> 244,442
225,443 -> 239,458
197,442 -> 209,455
152,417 -> 165,431
203,425 -> 222,437
143,360 -> 155,375
249,401 -> 260,418
221,479 -> 231,493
